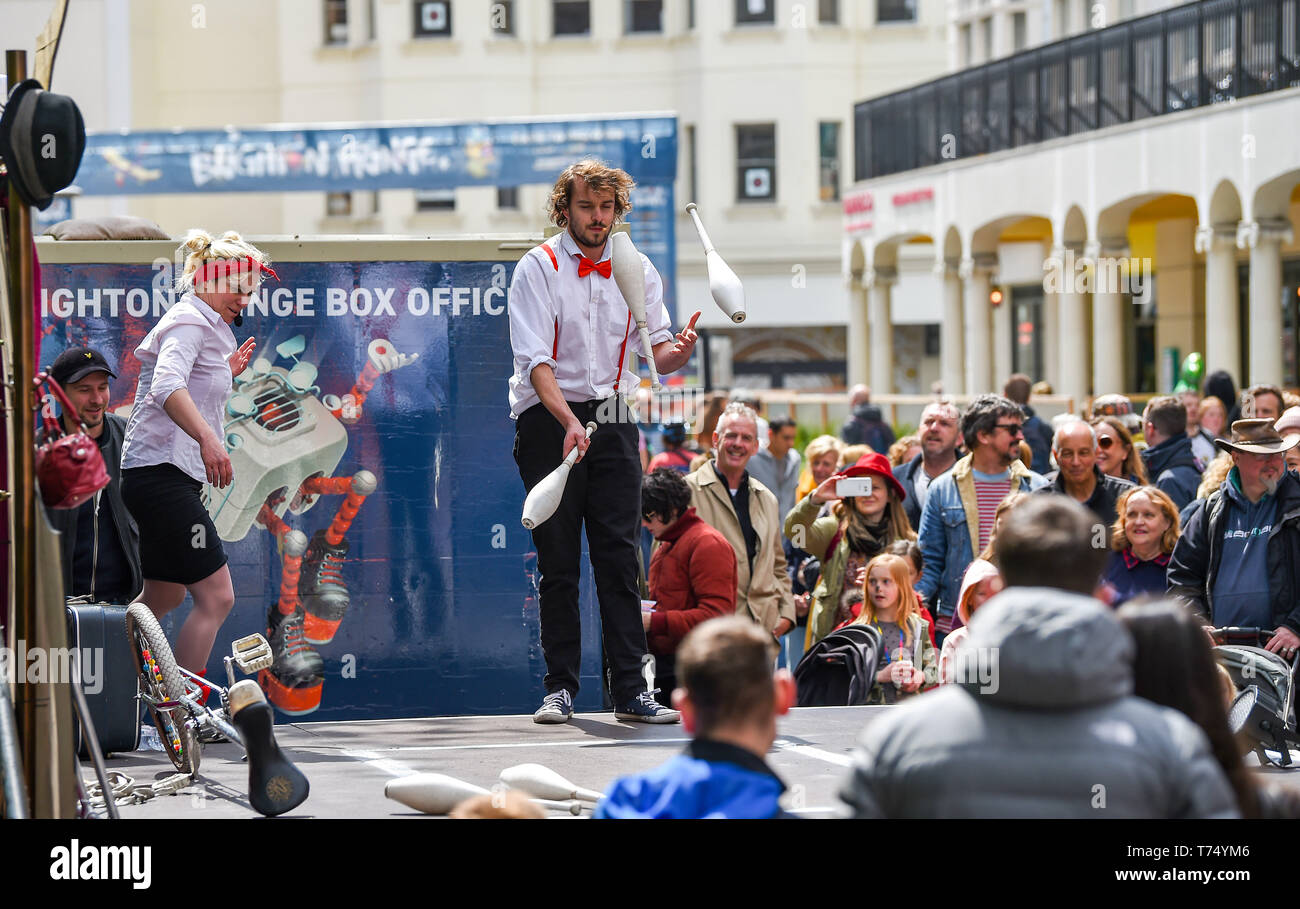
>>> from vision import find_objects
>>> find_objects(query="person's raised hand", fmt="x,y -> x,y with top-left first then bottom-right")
228,337 -> 256,377
811,475 -> 841,505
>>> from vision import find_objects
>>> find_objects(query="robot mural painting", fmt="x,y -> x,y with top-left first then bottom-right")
205,333 -> 418,714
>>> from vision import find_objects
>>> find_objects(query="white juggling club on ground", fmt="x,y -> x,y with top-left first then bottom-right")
384,773 -> 583,815
685,202 -> 746,324
610,231 -> 661,390
520,422 -> 597,530
499,763 -> 603,804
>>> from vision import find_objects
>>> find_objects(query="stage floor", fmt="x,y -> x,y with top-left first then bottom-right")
80,706 -> 883,818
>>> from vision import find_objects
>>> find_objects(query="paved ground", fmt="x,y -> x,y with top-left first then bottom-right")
79,706 -> 885,818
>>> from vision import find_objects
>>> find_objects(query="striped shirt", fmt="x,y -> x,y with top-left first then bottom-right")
972,469 -> 1014,553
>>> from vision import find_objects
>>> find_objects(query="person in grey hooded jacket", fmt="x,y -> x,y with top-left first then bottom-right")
839,496 -> 1238,819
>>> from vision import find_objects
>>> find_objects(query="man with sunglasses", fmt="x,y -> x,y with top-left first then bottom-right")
916,394 -> 1049,642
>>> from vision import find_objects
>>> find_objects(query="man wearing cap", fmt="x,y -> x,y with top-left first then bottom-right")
41,347 -> 141,603
1168,419 -> 1300,659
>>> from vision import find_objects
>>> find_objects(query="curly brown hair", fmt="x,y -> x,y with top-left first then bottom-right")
547,159 -> 636,228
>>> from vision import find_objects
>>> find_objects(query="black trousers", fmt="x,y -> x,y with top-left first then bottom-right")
514,398 -> 648,703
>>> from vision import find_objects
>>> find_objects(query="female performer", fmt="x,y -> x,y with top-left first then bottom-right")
121,229 -> 270,690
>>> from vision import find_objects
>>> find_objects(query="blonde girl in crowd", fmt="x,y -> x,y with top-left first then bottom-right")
852,553 -> 936,704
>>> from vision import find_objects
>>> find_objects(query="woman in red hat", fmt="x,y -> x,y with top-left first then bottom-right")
783,451 -> 918,648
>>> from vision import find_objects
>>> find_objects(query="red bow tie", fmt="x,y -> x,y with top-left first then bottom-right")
577,256 -> 612,279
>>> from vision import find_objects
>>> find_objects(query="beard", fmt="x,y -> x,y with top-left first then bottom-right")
1261,473 -> 1280,496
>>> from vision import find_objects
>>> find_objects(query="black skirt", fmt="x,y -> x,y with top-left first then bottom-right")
121,464 -> 228,585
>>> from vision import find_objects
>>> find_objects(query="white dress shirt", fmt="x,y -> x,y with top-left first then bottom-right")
121,292 -> 234,484
507,229 -> 673,419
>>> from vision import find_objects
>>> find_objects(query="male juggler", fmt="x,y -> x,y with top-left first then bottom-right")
509,160 -> 701,724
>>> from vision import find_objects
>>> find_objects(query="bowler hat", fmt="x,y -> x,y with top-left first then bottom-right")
0,79 -> 86,210
1214,419 -> 1300,456
838,452 -> 907,502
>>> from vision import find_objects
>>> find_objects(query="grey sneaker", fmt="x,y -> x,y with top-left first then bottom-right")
533,690 -> 574,724
615,690 -> 681,724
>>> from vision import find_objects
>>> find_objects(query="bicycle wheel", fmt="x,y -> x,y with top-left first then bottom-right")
125,604 -> 200,775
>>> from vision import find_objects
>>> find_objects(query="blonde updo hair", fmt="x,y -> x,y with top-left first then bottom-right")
177,228 -> 271,295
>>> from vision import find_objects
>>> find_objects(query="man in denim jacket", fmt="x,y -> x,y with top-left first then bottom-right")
916,394 -> 1048,637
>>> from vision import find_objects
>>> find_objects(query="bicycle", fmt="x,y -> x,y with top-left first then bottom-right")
125,603 -> 310,816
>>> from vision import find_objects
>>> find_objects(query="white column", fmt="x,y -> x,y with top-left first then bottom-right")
993,284 -> 1013,385
847,274 -> 870,387
962,254 -> 996,394
1053,244 -> 1090,406
937,258 -> 966,395
1197,223 -> 1241,385
1090,238 -> 1128,396
867,267 -> 896,394
1238,219 -> 1293,386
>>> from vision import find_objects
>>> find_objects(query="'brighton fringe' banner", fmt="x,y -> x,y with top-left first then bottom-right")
76,114 -> 678,318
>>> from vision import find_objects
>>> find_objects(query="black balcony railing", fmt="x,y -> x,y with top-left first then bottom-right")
854,0 -> 1300,181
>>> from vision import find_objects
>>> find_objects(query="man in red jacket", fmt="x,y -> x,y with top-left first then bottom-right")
642,468 -> 738,704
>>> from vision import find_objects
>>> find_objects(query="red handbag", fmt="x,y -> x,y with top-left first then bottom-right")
34,371 -> 111,509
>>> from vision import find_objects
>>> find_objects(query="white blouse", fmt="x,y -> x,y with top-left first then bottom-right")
121,292 -> 234,484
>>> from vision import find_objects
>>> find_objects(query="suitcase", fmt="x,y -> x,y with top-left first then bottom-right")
65,599 -> 141,757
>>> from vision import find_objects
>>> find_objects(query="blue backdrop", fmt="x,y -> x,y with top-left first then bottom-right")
40,256 -> 617,720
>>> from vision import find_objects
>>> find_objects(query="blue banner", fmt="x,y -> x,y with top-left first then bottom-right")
79,115 -> 675,194
76,114 -> 678,321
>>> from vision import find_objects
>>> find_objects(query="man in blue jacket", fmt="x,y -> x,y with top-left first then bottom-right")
1140,395 -> 1202,512
594,616 -> 796,819
1168,419 -> 1300,660
916,394 -> 1048,636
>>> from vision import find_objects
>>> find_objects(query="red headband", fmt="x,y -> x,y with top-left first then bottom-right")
192,255 -> 280,288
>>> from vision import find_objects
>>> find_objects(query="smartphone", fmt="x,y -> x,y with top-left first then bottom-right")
836,476 -> 873,498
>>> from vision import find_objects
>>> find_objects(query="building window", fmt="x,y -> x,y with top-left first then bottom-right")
684,124 -> 698,203
687,0 -> 695,29
819,0 -> 840,23
736,124 -> 776,202
981,16 -> 993,60
818,121 -> 840,202
324,0 -> 348,44
368,0 -> 378,40
876,0 -> 916,23
497,186 -> 520,209
413,1 -> 452,37
491,0 -> 514,35
1054,0 -> 1068,36
735,0 -> 775,26
554,1 -> 591,35
626,0 -> 662,32
960,23 -> 972,66
326,191 -> 352,217
415,189 -> 456,211
1012,11 -> 1027,50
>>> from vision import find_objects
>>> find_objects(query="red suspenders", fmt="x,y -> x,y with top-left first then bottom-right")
535,242 -> 634,390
